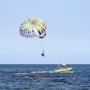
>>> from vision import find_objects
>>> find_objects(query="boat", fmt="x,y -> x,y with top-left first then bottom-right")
54,67 -> 72,73
54,64 -> 73,73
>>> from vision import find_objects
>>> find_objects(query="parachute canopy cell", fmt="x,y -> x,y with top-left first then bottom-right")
19,17 -> 47,39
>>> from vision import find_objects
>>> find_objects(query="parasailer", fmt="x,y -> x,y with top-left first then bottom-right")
19,17 -> 47,57
41,50 -> 45,57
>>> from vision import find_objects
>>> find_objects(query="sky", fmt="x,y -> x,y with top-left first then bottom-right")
0,0 -> 90,64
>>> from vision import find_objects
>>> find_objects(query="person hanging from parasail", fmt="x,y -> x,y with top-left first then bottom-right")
41,50 -> 45,57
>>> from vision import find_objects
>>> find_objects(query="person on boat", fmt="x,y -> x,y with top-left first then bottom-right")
58,67 -> 61,70
41,50 -> 45,57
62,64 -> 67,69
58,64 -> 61,70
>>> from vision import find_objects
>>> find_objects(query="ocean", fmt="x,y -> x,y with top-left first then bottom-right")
0,64 -> 90,90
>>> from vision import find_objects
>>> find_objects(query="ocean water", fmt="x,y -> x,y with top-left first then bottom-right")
0,64 -> 90,90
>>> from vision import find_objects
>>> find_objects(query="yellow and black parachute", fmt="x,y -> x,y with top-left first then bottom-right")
19,17 -> 47,39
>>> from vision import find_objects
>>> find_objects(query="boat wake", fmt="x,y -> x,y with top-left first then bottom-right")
16,73 -> 29,75
15,71 -> 54,75
15,70 -> 74,75
31,70 -> 54,74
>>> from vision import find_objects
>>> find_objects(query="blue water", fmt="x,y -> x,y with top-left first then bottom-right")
0,64 -> 90,90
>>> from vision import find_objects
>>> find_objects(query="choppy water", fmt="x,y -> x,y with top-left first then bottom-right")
0,64 -> 90,90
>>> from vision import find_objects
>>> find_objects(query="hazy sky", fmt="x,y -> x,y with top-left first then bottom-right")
0,0 -> 90,64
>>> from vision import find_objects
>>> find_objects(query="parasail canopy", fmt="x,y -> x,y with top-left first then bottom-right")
19,17 -> 47,39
